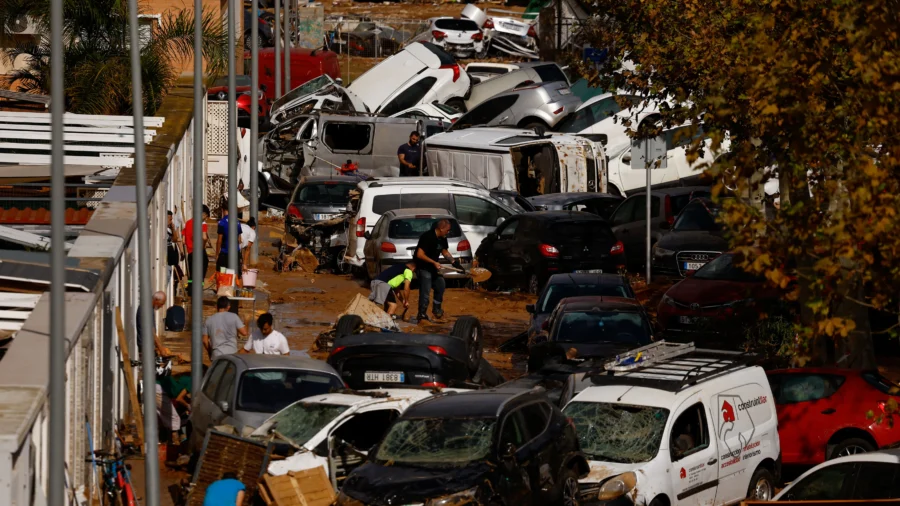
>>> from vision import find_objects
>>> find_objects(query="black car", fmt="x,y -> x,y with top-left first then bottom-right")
336,388 -> 589,506
528,295 -> 654,372
244,9 -> 275,50
500,357 -> 604,408
285,175 -> 359,233
651,197 -> 729,278
476,211 -> 625,294
527,192 -> 624,220
526,273 -> 635,344
328,315 -> 503,389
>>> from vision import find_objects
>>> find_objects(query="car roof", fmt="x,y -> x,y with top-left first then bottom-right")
521,210 -> 606,222
626,186 -> 712,198
358,177 -> 486,191
382,208 -> 455,219
528,192 -> 621,204
229,354 -> 339,375
557,296 -> 644,312
300,175 -> 360,184
766,367 -> 867,376
546,273 -> 628,286
403,388 -> 542,418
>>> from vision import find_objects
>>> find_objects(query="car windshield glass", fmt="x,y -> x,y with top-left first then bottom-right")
295,183 -> 356,205
554,97 -> 623,133
389,218 -> 462,239
435,19 -> 479,31
236,370 -> 343,413
271,75 -> 334,113
376,418 -> 496,468
432,102 -> 460,116
554,311 -> 650,345
563,402 -> 669,463
264,402 -> 350,447
491,192 -> 530,212
673,202 -> 720,231
693,254 -> 762,282
539,283 -> 630,312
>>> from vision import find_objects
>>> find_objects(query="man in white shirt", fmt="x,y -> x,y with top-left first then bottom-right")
241,312 -> 290,355
241,216 -> 257,267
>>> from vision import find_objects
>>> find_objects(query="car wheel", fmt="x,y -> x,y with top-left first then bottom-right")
335,314 -> 364,339
831,437 -> 875,459
746,467 -> 775,501
526,273 -> 541,295
445,98 -> 467,114
450,316 -> 484,374
333,246 -> 351,275
559,467 -> 580,506
522,121 -> 548,135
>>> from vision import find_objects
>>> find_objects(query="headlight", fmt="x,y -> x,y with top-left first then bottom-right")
598,471 -> 637,501
427,487 -> 479,506
335,491 -> 364,506
653,246 -> 675,257
661,294 -> 676,307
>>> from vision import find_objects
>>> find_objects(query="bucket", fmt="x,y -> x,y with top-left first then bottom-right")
242,268 -> 258,288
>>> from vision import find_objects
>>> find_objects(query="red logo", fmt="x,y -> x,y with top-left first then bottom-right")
680,467 -> 686,479
722,401 -> 735,423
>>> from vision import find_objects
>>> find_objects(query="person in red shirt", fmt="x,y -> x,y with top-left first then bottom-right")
183,204 -> 211,287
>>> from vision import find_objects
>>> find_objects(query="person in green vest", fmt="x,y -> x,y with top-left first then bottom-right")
369,261 -> 416,320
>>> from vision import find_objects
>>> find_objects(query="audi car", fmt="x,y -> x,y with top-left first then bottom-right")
650,197 -> 729,278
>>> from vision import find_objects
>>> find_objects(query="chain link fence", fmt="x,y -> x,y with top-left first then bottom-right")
322,15 -> 429,83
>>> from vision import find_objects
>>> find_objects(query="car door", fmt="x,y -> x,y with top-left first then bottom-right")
327,408 -> 401,484
451,193 -> 512,256
518,401 -> 559,497
208,360 -> 239,429
484,217 -> 520,281
779,462 -> 860,501
364,216 -> 387,279
496,408 -> 534,506
767,373 -> 847,464
190,359 -> 228,447
668,401 -> 717,506
610,197 -> 638,254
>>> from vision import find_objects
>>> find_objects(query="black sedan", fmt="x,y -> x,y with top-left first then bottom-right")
336,388 -> 588,506
527,192 -> 623,220
328,315 -> 503,389
651,197 -> 729,278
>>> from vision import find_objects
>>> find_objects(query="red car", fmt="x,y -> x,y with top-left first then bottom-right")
767,368 -> 900,465
657,251 -> 787,337
245,47 -> 340,99
207,75 -> 270,123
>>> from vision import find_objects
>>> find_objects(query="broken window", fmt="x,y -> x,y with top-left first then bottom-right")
669,403 -> 710,461
333,410 -> 400,450
323,123 -> 372,152
263,402 -> 350,447
376,418 -> 496,467
563,402 -> 669,464
379,77 -> 437,116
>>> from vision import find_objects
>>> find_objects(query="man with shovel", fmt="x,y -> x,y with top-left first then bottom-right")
413,219 -> 462,324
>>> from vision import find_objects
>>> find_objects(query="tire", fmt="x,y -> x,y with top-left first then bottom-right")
335,314 -> 364,339
450,316 -> 484,374
257,173 -> 270,202
746,466 -> 775,501
558,467 -> 580,506
333,246 -> 351,275
445,98 -> 467,114
830,437 -> 875,459
521,121 -> 548,135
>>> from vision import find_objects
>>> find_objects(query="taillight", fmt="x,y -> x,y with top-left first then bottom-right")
356,217 -> 366,237
422,382 -> 447,388
539,244 -> 559,258
428,345 -> 448,356
450,118 -> 457,123
440,63 -> 461,82
287,204 -> 302,219
380,242 -> 396,253
553,107 -> 564,115
432,30 -> 446,40
457,240 -> 470,252
471,32 -> 483,41
484,19 -> 494,29
330,346 -> 345,356
527,25 -> 537,37
665,195 -> 674,225
610,241 -> 624,255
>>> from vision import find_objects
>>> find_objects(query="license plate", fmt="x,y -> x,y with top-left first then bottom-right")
684,262 -> 706,271
365,371 -> 405,383
313,213 -> 335,220
679,316 -> 699,325
501,22 -> 521,30
575,269 -> 603,274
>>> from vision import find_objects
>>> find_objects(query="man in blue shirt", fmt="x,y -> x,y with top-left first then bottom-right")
215,206 -> 243,279
396,131 -> 421,177
203,472 -> 245,506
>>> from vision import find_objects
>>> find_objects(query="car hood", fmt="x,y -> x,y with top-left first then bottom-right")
583,461 -> 644,484
665,278 -> 762,306
342,461 -> 492,504
270,83 -> 368,123
656,230 -> 728,252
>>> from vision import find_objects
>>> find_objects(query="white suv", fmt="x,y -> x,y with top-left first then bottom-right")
345,177 -> 521,269
562,341 -> 781,505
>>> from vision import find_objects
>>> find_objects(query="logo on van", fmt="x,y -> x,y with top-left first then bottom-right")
737,396 -> 767,411
679,467 -> 686,479
721,400 -> 736,423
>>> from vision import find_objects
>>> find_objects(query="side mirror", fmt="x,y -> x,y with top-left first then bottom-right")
496,217 -> 506,227
363,231 -> 371,240
525,304 -> 535,313
659,221 -> 671,230
622,154 -> 632,164
335,78 -> 343,85
218,401 -> 230,413
502,442 -> 517,460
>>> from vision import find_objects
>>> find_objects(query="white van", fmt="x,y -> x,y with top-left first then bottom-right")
562,342 -> 781,505
345,177 -> 521,269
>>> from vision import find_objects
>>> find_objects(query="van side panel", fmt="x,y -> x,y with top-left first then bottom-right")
426,148 -> 515,190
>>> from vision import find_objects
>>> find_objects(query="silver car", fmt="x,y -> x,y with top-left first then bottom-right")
450,80 -> 582,132
363,208 -> 474,280
188,354 -> 344,454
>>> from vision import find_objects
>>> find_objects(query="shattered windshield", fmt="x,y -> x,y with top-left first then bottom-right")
376,418 -> 496,467
563,402 -> 668,463
263,402 -> 349,446
270,75 -> 335,114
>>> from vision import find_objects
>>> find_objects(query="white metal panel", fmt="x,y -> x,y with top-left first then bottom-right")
0,154 -> 134,167
0,143 -> 135,153
0,112 -> 164,128
0,130 -> 152,143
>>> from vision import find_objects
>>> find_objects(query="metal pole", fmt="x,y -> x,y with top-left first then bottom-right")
250,0 -> 259,263
191,0 -> 204,396
556,0 -> 562,53
274,0 -> 281,99
645,153 -> 652,283
228,0 -> 239,275
284,0 -> 291,92
48,0 -> 65,501
127,0 -> 160,502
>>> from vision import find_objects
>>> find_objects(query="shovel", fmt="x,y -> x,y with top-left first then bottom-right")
440,266 -> 492,283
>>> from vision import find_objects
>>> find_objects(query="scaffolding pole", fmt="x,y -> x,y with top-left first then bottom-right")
191,0 -> 205,396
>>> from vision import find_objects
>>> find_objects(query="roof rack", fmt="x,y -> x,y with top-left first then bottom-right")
586,340 -> 758,392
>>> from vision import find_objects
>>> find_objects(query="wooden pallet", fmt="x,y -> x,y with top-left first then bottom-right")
258,468 -> 335,506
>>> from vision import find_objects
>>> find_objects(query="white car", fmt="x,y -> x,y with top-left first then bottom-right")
253,388 -> 465,484
415,17 -> 486,59
772,448 -> 900,501
389,102 -> 462,124
348,42 -> 472,115
562,341 -> 781,505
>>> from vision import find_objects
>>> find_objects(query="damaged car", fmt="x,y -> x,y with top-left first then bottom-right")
328,315 -> 504,390
462,4 -> 539,59
336,388 -> 589,506
450,80 -> 582,133
269,75 -> 368,125
410,17 -> 486,59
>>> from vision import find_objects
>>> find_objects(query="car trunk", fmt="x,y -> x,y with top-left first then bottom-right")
340,352 -> 439,389
547,220 -> 616,268
293,182 -> 356,223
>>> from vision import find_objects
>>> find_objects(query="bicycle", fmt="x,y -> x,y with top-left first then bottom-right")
85,449 -> 137,506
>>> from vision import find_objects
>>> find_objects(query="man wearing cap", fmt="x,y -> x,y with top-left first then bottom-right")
397,131 -> 421,177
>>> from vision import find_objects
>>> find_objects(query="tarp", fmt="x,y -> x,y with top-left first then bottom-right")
338,293 -> 396,330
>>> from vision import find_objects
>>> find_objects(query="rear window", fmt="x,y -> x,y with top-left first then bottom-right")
371,193 -> 452,215
236,370 -> 344,414
670,191 -> 711,216
389,217 -> 462,239
534,64 -> 569,85
548,220 -> 615,242
420,41 -> 455,66
435,19 -> 479,31
295,183 -> 356,204
673,201 -> 719,231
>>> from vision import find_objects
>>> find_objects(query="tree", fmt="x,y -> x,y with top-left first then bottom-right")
574,0 -> 900,366
0,0 -> 229,115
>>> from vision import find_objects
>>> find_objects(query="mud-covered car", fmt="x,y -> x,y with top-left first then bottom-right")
336,388 -> 589,506
328,315 -> 503,389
